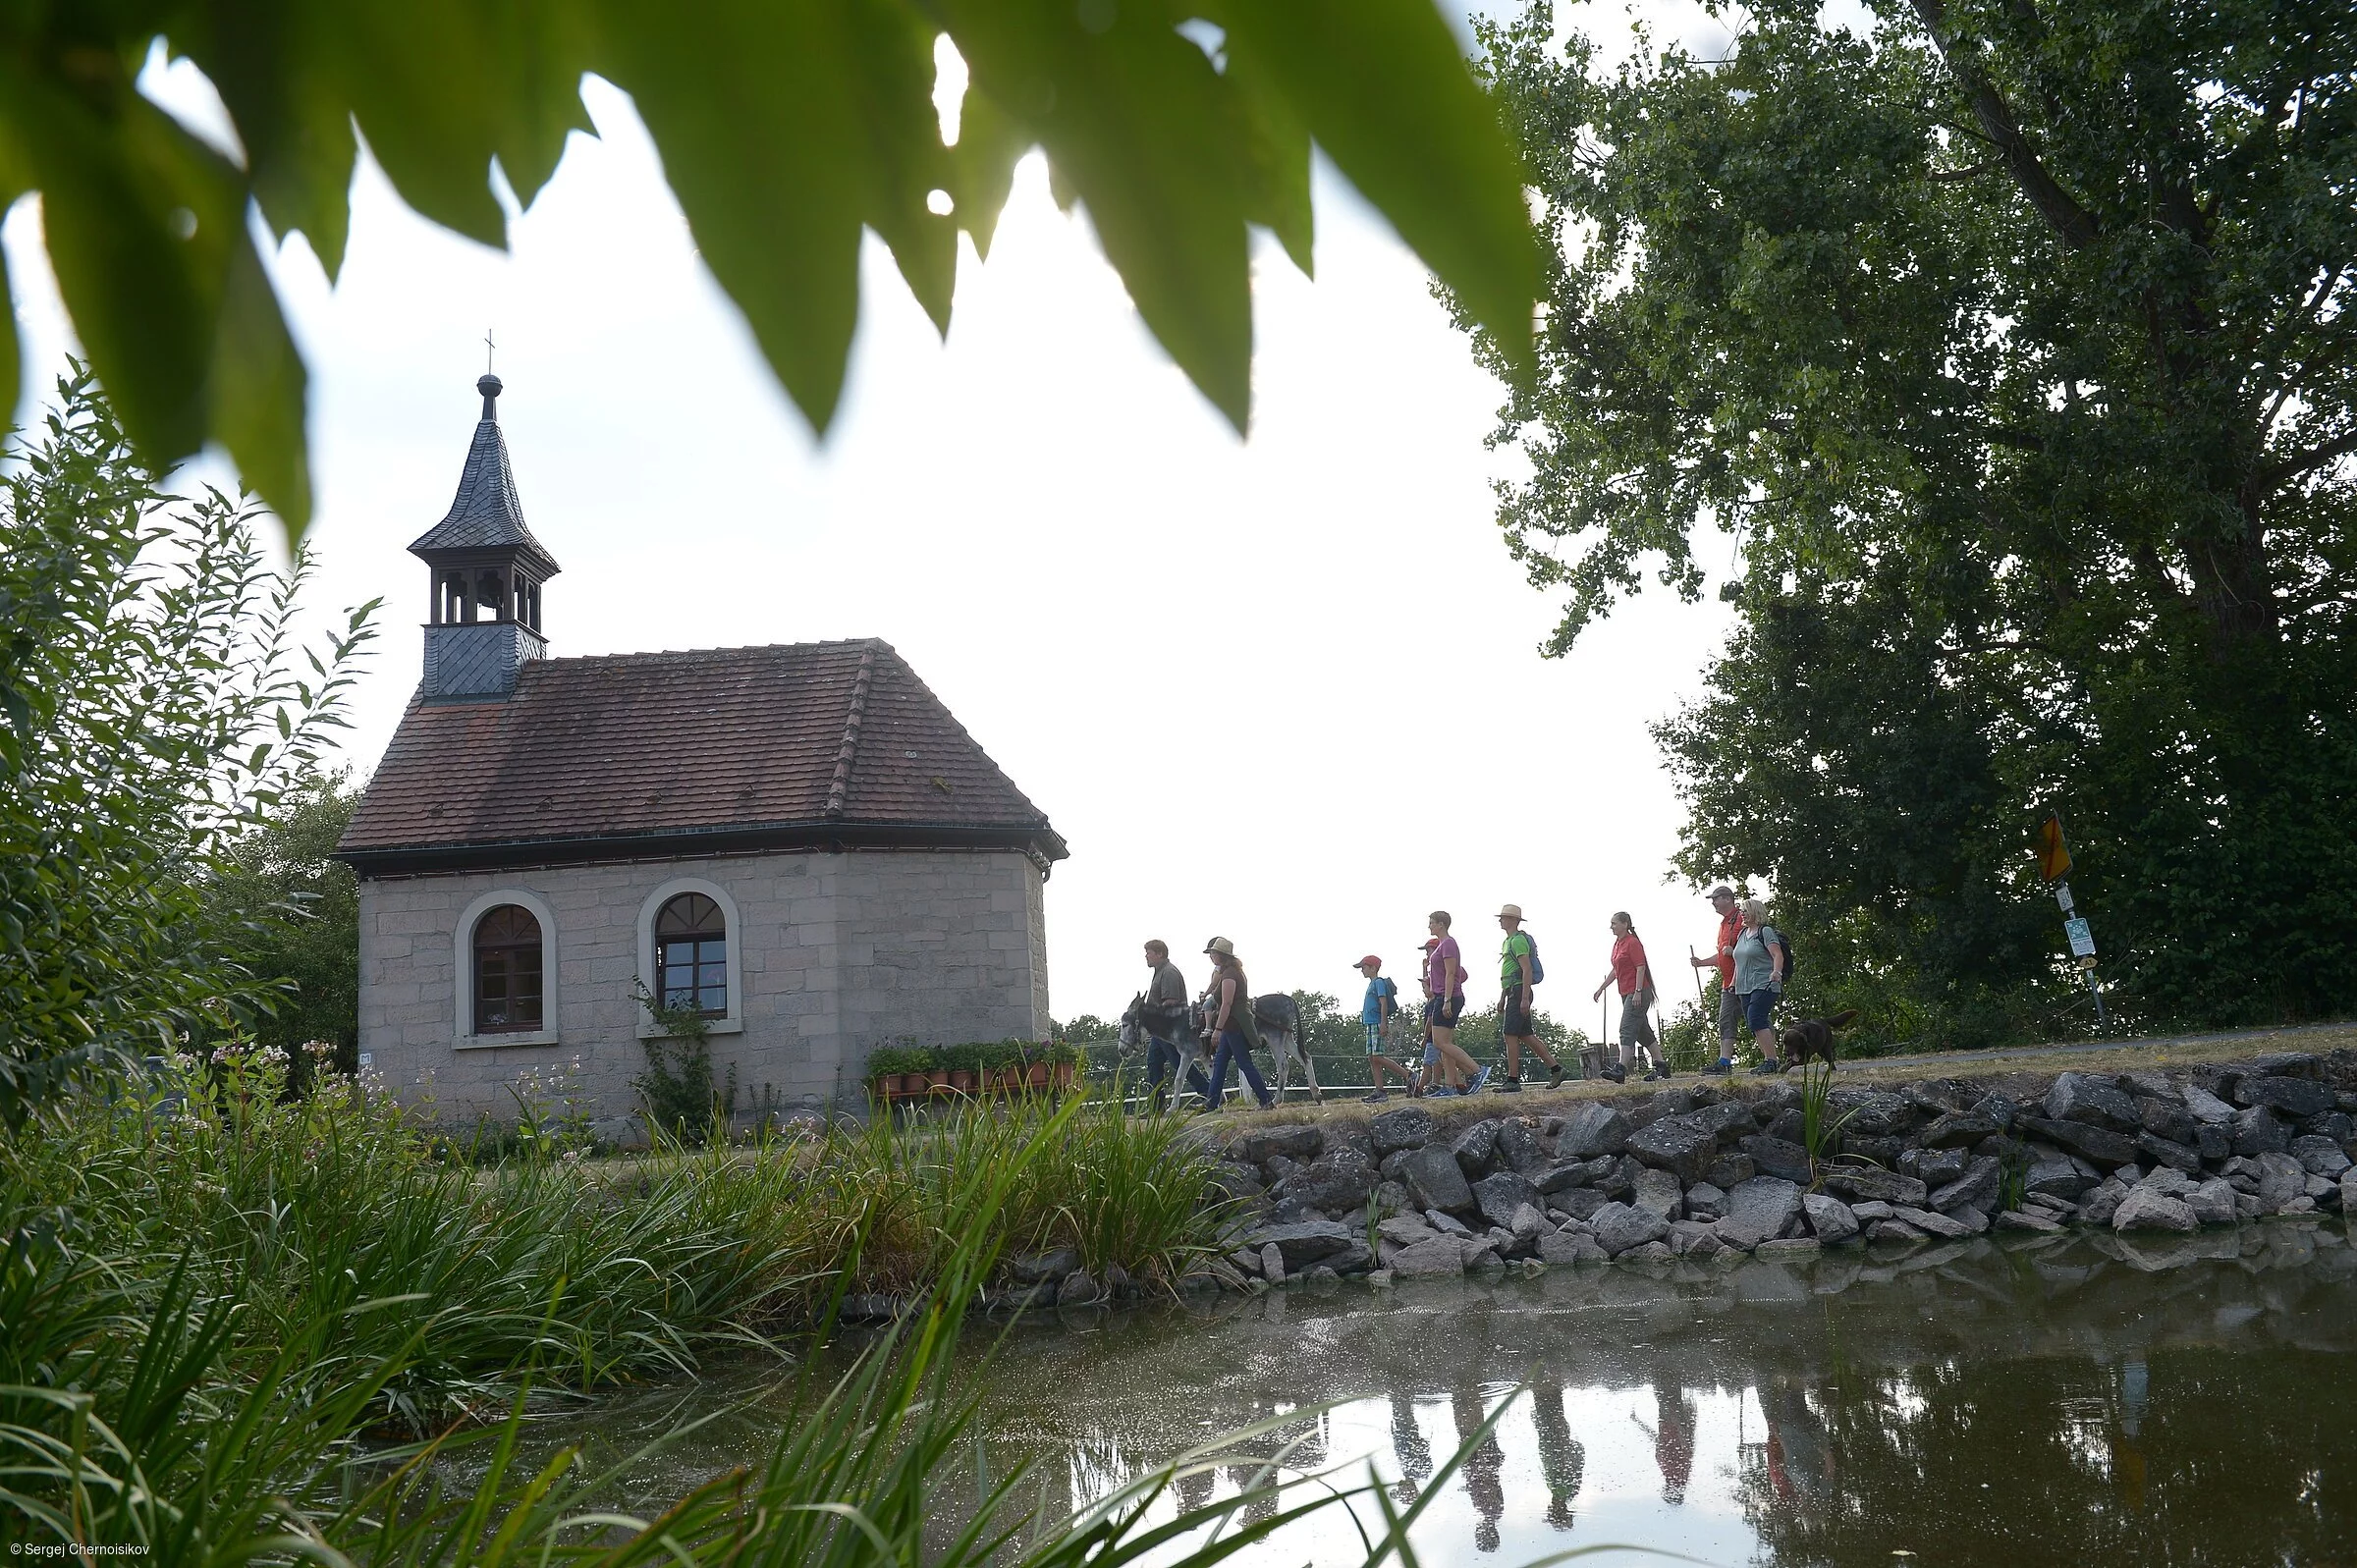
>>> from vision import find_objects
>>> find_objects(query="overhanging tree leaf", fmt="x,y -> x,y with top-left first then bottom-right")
0,0 -> 1537,532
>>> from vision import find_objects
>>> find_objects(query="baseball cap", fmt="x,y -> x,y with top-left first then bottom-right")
1354,954 -> 1382,968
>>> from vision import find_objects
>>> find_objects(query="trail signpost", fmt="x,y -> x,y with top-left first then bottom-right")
2035,813 -> 2105,1025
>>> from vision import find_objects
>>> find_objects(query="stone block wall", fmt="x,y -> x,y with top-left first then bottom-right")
356,847 -> 1050,1125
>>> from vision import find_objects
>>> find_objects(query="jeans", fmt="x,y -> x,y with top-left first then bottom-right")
1145,1035 -> 1210,1109
1204,1029 -> 1274,1109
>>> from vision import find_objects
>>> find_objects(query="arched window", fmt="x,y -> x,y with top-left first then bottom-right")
472,904 -> 544,1033
655,892 -> 727,1016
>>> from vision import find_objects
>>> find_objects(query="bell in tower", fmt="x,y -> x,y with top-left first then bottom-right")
411,374 -> 562,699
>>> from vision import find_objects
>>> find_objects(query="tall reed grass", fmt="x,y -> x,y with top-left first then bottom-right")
2,1054 -> 1579,1564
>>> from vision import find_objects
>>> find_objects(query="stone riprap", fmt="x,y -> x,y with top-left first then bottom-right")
1158,1050 -> 2357,1290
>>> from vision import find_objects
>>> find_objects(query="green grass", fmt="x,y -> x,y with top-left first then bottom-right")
0,1052 -> 1604,1563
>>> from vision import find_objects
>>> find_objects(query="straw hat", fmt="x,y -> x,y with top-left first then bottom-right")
1203,936 -> 1235,956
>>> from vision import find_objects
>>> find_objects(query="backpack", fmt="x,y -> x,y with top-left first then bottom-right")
1525,933 -> 1545,985
1761,926 -> 1796,983
1376,977 -> 1399,1020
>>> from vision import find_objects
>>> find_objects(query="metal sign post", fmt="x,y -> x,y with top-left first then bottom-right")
2036,814 -> 2105,1026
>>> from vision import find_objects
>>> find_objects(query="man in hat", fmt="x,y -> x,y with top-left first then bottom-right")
1689,887 -> 1742,1075
1354,955 -> 1417,1103
1495,904 -> 1565,1092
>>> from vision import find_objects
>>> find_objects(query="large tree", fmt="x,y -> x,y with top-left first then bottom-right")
1465,0 -> 2357,1040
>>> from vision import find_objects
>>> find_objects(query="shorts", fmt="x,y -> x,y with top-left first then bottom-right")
1501,992 -> 1534,1037
1426,994 -> 1465,1030
1364,1021 -> 1391,1055
1717,984 -> 1742,1045
1741,988 -> 1780,1033
1617,992 -> 1657,1049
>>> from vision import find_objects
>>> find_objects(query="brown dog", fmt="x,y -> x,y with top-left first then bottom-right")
1778,1008 -> 1858,1070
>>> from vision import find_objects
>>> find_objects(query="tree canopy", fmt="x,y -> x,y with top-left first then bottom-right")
0,1 -> 1538,535
1466,0 -> 2357,1040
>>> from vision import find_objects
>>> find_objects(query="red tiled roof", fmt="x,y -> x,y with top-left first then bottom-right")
337,639 -> 1064,872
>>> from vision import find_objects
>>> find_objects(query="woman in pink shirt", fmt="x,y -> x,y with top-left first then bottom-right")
1590,911 -> 1664,1081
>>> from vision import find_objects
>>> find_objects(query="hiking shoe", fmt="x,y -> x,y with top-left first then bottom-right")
1361,1090 -> 1390,1104
1603,1064 -> 1626,1084
1642,1068 -> 1664,1082
1493,1076 -> 1521,1093
1469,1065 -> 1492,1095
1547,1062 -> 1565,1089
1425,1085 -> 1457,1098
1704,1059 -> 1732,1076
1747,1059 -> 1781,1075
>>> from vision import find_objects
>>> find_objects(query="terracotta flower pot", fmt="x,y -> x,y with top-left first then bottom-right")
948,1068 -> 976,1095
891,1073 -> 920,1100
926,1069 -> 952,1095
994,1067 -> 1019,1096
1053,1061 -> 1074,1090
1025,1062 -> 1051,1092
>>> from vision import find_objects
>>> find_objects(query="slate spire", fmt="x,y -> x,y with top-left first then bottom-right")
408,375 -> 561,576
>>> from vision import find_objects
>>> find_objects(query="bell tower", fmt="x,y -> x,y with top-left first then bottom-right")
410,374 -> 562,699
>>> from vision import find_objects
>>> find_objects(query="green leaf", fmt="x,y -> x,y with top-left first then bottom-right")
591,0 -> 873,431
944,0 -> 1255,430
1223,42 -> 1315,276
838,0 -> 959,334
210,232 -> 312,537
948,83 -> 1031,261
1212,0 -> 1539,369
0,213 -> 18,431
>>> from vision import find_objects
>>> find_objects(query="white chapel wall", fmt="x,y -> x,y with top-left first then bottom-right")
356,847 -> 1050,1127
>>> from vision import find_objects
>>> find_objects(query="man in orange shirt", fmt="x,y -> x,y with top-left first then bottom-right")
1690,886 -> 1740,1075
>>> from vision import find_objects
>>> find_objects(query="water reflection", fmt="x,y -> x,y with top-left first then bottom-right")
539,1222 -> 2357,1566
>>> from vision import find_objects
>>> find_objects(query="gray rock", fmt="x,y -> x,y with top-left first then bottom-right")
2137,1165 -> 2194,1197
1917,1111 -> 2000,1150
1010,1247 -> 1083,1284
1372,1179 -> 1415,1217
2024,1151 -> 2097,1200
2135,1131 -> 2204,1174
1691,1098 -> 1761,1139
1426,1209 -> 1473,1236
2080,1181 -> 2128,1226
1496,1118 -> 1543,1172
1970,1093 -> 2018,1131
1287,1149 -> 1378,1214
1835,1092 -> 1916,1138
2138,1099 -> 2199,1146
2188,1178 -> 2238,1225
1538,1230 -> 1607,1266
1823,1166 -> 1930,1207
1849,1200 -> 1894,1222
1739,1134 -> 1814,1185
1866,1218 -> 1928,1245
1716,1176 -> 1804,1251
1241,1220 -> 1357,1271
2237,1074 -> 2337,1119
2181,1084 -> 2236,1123
1229,1124 -> 1325,1164
1401,1144 -> 1477,1216
1509,1202 -> 1549,1240
2293,1135 -> 2352,1177
1899,1146 -> 1968,1187
1891,1205 -> 1973,1239
1554,1187 -> 1609,1222
1844,1134 -> 1905,1169
2256,1151 -> 2307,1213
1756,1237 -> 1822,1260
1625,1113 -> 1723,1183
1765,1108 -> 1809,1146
2016,1115 -> 2139,1169
1258,1244 -> 1287,1284
1458,1235 -> 1505,1270
2232,1106 -> 2292,1158
2046,1072 -> 2141,1131
2195,1122 -> 2232,1162
1453,1119 -> 1503,1178
1684,1181 -> 1729,1221
1473,1169 -> 1545,1229
1300,1265 -> 1342,1287
1531,1162 -> 1592,1195
1685,1230 -> 1727,1261
1996,1209 -> 2063,1234
1059,1269 -> 1103,1305
1804,1193 -> 1861,1244
1557,1103 -> 1632,1160
1378,1215 -> 1438,1244
2111,1186 -> 2197,1233
1589,1201 -> 1672,1257
1206,1162 -> 1266,1201
1390,1236 -> 1467,1276
1702,1152 -> 1758,1190
1228,1247 -> 1263,1276
1633,1167 -> 1684,1219
1597,1156 -> 1645,1201
1327,1241 -> 1377,1275
1370,1105 -> 1440,1157
1930,1157 -> 2001,1216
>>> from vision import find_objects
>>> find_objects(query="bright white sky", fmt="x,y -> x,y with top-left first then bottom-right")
7,6 -> 1752,1035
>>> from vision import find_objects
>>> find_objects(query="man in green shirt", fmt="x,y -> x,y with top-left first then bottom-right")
1494,904 -> 1564,1092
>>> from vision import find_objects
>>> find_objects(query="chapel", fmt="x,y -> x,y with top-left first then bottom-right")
336,375 -> 1066,1128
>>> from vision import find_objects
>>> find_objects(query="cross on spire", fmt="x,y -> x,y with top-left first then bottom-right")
484,327 -> 496,375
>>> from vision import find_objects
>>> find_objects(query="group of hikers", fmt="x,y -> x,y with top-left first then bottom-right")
1137,887 -> 1794,1110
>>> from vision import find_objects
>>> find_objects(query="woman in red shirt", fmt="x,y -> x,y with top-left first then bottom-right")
1590,911 -> 1663,1081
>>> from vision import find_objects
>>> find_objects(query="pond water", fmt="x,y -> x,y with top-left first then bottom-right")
543,1221 -> 2357,1566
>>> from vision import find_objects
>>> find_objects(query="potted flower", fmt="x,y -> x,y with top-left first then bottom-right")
942,1041 -> 982,1096
977,1039 -> 1017,1097
1022,1041 -> 1053,1093
865,1046 -> 920,1103
1050,1039 -> 1081,1092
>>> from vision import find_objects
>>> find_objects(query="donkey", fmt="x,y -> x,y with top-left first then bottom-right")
1191,991 -> 1321,1105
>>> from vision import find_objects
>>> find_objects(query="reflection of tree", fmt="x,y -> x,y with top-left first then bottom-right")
1451,1380 -> 1507,1553
1736,1348 -> 2357,1564
1529,1372 -> 1588,1530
